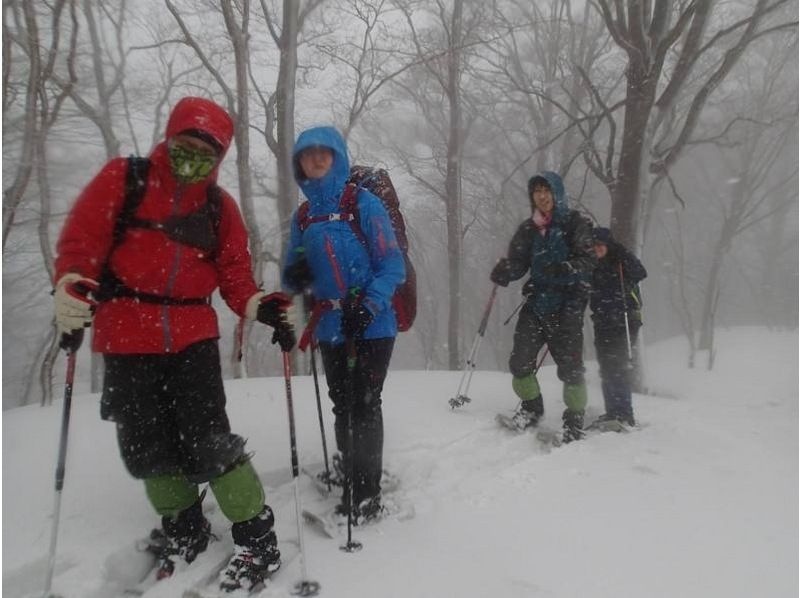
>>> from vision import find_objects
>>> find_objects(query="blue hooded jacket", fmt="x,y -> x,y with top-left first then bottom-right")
282,126 -> 406,344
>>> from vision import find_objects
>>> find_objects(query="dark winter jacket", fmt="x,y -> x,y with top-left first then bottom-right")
502,171 -> 596,315
55,97 -> 260,354
590,232 -> 647,331
282,126 -> 405,344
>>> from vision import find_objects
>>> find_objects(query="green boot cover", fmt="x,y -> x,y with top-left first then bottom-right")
209,460 -> 265,523
144,475 -> 198,518
512,374 -> 541,403
563,383 -> 588,412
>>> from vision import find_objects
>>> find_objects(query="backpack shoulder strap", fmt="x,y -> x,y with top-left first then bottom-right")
340,184 -> 367,248
296,201 -> 311,232
206,183 -> 223,233
113,156 -> 150,247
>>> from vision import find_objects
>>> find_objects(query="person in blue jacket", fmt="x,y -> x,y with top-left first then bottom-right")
282,126 -> 405,522
589,227 -> 647,428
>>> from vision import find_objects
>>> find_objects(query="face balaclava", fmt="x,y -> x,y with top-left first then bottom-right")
168,133 -> 220,185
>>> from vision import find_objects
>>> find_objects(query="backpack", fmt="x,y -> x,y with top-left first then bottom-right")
296,165 -> 417,332
96,156 -> 223,305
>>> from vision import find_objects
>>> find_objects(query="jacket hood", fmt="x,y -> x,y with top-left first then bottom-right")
165,97 -> 234,157
293,126 -> 350,212
527,171 -> 568,221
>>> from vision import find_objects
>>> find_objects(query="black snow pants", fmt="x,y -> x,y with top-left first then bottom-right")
101,339 -> 246,483
509,297 -> 587,384
318,337 -> 394,505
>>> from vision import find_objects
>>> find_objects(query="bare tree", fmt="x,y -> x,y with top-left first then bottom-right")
587,0 -> 796,249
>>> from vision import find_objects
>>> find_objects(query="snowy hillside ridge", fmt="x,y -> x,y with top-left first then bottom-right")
3,327 -> 797,598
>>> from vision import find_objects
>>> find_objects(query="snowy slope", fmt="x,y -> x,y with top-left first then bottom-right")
3,328 -> 797,598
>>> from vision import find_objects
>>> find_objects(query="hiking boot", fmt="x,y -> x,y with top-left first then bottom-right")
220,506 -> 281,593
356,495 -> 385,524
511,396 -> 544,430
561,409 -> 585,444
152,499 -> 212,580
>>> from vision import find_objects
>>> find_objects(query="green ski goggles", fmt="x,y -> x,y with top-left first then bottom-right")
168,143 -> 218,184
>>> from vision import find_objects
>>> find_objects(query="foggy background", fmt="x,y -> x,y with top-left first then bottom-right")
3,0 -> 797,410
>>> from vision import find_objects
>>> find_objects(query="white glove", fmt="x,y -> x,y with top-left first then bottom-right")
54,273 -> 98,336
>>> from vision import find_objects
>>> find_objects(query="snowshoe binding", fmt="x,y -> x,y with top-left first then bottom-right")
219,505 -> 281,593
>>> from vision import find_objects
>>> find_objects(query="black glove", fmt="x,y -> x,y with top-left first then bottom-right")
271,323 -> 296,353
341,295 -> 374,339
542,261 -> 573,278
256,292 -> 296,352
256,292 -> 292,327
59,328 -> 85,353
490,258 -> 512,287
284,257 -> 313,291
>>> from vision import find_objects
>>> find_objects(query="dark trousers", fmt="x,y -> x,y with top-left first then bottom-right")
509,298 -> 587,385
319,337 -> 394,504
101,339 -> 246,482
594,325 -> 639,418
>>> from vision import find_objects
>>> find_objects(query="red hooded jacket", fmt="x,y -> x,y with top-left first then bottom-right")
55,97 -> 259,354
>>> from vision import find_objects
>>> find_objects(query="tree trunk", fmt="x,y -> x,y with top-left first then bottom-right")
610,64 -> 657,249
276,0 -> 299,254
445,0 -> 464,370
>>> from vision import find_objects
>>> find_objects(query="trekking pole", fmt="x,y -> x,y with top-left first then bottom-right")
340,338 -> 362,553
303,292 -> 332,492
43,329 -> 84,598
618,262 -> 633,361
281,351 -> 320,597
449,285 -> 499,409
309,345 -> 332,492
502,298 -> 526,326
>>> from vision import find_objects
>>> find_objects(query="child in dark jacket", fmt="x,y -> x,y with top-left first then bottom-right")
589,227 -> 647,427
490,172 -> 596,442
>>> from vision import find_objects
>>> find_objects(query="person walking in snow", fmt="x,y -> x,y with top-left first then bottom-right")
589,227 -> 647,428
53,96 -> 295,593
282,126 -> 405,522
490,171 -> 596,442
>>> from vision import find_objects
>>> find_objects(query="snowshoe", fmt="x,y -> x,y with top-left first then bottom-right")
497,396 -> 544,432
588,413 -> 635,432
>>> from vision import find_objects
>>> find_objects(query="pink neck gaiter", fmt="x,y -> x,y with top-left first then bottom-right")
532,209 -> 552,236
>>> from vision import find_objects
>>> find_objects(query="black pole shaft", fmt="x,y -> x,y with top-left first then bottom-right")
44,349 -> 77,597
342,338 -> 361,551
309,346 -> 331,491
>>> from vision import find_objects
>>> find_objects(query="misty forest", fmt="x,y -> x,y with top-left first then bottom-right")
3,0 -> 798,409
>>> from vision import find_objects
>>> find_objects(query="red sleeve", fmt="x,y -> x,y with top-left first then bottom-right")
54,158 -> 129,283
215,191 -> 260,316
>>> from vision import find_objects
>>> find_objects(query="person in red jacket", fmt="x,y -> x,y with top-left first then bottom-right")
53,97 -> 293,593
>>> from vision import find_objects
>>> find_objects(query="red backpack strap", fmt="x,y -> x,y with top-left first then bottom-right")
340,184 -> 368,248
296,201 -> 311,232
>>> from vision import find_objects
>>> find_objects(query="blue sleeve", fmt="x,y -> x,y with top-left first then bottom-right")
357,191 -> 406,315
281,210 -> 306,294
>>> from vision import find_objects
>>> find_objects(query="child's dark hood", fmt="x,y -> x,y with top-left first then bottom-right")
527,170 -> 568,221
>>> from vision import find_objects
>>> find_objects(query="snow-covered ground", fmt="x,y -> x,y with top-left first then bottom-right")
3,327 -> 797,598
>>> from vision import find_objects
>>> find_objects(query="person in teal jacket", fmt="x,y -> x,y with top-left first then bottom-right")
491,171 -> 596,442
282,126 -> 405,521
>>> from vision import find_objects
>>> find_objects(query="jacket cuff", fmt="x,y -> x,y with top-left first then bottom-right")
245,291 -> 266,321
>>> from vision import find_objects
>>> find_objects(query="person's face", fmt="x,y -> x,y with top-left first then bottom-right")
531,183 -> 554,215
299,146 -> 334,180
594,242 -> 608,259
